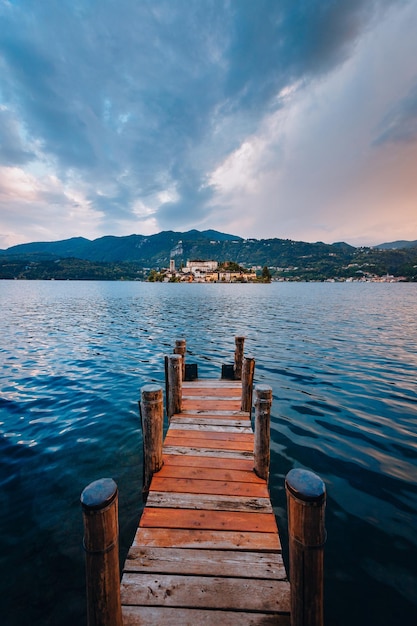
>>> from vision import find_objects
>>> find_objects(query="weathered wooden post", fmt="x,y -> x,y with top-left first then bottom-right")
241,356 -> 255,412
140,384 -> 164,500
253,384 -> 272,480
166,353 -> 182,420
174,338 -> 186,380
81,478 -> 123,626
234,335 -> 245,380
285,468 -> 326,626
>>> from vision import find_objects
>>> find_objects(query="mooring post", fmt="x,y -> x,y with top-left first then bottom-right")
253,384 -> 272,480
174,338 -> 186,380
140,384 -> 164,500
80,478 -> 123,626
285,468 -> 326,626
166,353 -> 182,420
234,335 -> 245,380
241,356 -> 255,412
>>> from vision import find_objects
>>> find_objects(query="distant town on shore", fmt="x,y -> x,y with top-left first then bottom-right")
1,229 -> 416,281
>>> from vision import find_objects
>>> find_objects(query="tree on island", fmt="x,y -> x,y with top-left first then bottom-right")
261,266 -> 271,282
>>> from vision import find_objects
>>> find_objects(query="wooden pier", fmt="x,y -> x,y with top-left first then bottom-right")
81,338 -> 326,626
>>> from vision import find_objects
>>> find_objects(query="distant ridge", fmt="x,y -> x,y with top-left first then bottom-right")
374,240 -> 417,250
1,230 -> 416,280
0,230 -> 245,264
0,230 -> 353,266
0,230 -> 417,281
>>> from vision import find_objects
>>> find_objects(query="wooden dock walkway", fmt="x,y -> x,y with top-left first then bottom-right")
120,377 -> 291,625
80,339 -> 326,626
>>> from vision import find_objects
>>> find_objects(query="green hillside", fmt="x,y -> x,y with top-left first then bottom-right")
1,231 -> 416,281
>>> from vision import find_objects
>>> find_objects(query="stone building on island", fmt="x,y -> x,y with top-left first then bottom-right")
149,259 -> 259,282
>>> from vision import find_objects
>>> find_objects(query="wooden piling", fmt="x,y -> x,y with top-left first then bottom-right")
140,384 -> 164,499
81,478 -> 123,626
234,335 -> 245,380
285,468 -> 326,626
174,338 -> 186,379
166,353 -> 182,419
253,384 -> 272,481
241,356 -> 255,412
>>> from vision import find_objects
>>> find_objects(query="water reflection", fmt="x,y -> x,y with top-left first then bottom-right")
1,280 -> 416,625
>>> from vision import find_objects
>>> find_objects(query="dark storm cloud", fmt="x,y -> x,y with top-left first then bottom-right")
0,0 -> 412,242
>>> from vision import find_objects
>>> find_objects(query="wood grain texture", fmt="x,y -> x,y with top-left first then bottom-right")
161,454 -> 254,470
122,606 -> 290,625
149,476 -> 269,497
139,507 -> 278,533
133,527 -> 282,550
145,491 -> 273,512
124,546 -> 287,578
181,387 -> 242,397
178,409 -> 250,417
154,464 -> 264,483
120,573 -> 290,612
182,380 -> 242,388
169,422 -> 253,433
170,416 -> 251,427
181,398 -> 242,411
164,433 -> 253,451
162,445 -> 254,459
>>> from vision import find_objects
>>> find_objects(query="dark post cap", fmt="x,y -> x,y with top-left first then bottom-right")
168,354 -> 182,362
285,468 -> 326,503
80,478 -> 118,511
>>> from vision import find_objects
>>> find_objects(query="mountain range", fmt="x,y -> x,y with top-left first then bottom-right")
1,230 -> 416,280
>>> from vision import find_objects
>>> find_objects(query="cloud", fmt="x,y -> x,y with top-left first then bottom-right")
0,165 -> 103,248
0,107 -> 35,165
208,0 -> 417,246
374,82 -> 417,145
0,0 -> 416,246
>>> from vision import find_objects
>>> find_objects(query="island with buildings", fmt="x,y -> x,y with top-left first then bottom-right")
147,260 -> 270,282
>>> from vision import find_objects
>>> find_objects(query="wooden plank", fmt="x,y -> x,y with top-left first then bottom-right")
171,417 -> 251,427
182,380 -> 242,388
133,527 -> 281,550
120,573 -> 290,612
179,410 -> 250,418
183,395 -> 241,402
169,422 -> 253,433
123,546 -> 287,579
145,491 -> 273,513
182,399 -> 242,411
140,508 -> 278,533
161,454 -> 254,471
149,476 -> 269,498
163,446 -> 254,460
165,430 -> 254,443
181,388 -> 242,397
163,436 -> 253,451
155,465 -> 264,484
122,606 -> 290,625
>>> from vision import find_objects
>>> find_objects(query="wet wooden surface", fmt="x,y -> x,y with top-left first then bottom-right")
120,378 -> 290,625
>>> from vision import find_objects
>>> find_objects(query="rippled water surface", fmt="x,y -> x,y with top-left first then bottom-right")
1,280 -> 417,625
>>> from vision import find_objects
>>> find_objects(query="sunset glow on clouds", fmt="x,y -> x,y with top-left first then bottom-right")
1,0 -> 417,248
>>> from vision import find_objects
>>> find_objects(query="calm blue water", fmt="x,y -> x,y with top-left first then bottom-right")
1,280 -> 416,625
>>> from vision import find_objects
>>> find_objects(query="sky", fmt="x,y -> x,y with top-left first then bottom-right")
1,0 -> 417,249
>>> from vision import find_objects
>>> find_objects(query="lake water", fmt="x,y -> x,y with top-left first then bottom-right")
1,280 -> 416,625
